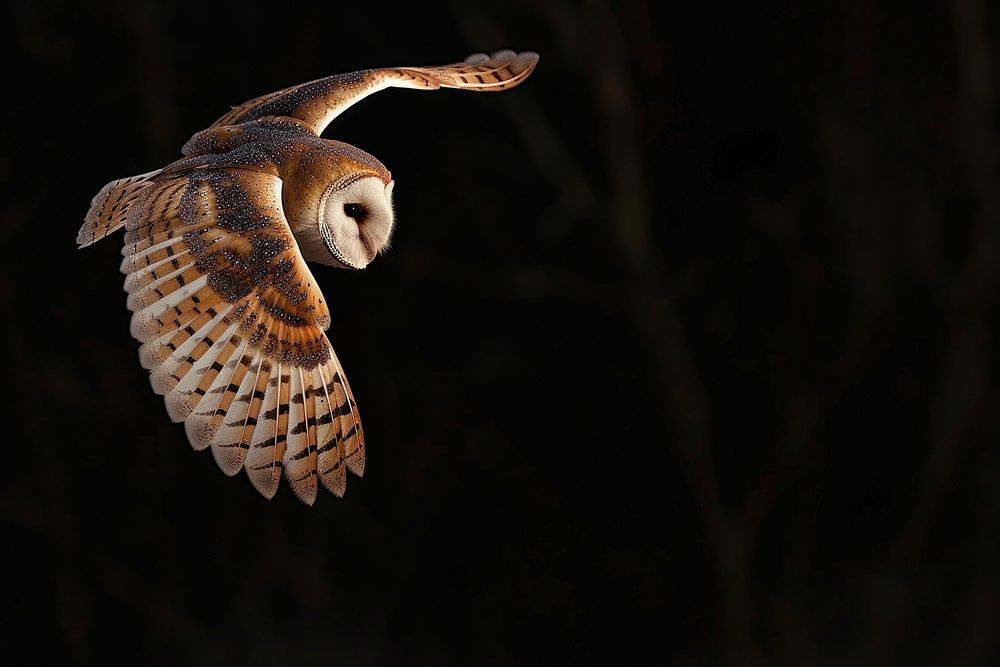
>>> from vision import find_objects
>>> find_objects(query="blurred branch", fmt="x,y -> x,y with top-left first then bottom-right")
460,1 -> 1000,662
868,0 -> 999,662
459,1 -> 779,662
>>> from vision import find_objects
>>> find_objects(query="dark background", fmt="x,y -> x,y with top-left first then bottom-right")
3,0 -> 999,664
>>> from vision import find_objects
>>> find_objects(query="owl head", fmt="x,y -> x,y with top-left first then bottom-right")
281,140 -> 396,270
317,170 -> 396,270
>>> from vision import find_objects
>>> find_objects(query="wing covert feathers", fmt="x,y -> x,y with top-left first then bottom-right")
206,49 -> 539,135
117,167 -> 363,503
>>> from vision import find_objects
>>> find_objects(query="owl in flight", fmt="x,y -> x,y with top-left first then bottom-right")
78,50 -> 539,504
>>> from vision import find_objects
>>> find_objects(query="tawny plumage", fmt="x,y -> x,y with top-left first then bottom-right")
79,50 -> 539,504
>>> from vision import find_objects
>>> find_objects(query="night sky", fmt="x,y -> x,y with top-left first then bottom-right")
3,1 -> 999,664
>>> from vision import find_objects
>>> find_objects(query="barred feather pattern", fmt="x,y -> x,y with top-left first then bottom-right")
77,169 -> 162,247
115,167 -> 364,504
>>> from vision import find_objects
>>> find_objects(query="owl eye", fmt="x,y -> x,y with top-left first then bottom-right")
343,203 -> 367,222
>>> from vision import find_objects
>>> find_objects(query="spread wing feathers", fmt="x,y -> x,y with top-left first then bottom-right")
205,49 -> 539,136
78,169 -> 162,248
120,167 -> 364,504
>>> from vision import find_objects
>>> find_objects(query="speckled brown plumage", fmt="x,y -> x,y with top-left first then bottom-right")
78,50 -> 538,504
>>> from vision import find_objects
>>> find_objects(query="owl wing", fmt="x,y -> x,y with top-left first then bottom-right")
202,49 -> 538,137
121,167 -> 364,504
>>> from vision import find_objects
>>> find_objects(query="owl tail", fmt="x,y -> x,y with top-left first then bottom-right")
77,169 -> 162,248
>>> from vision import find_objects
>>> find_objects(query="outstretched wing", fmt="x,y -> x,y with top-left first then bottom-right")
121,167 -> 364,504
204,49 -> 539,137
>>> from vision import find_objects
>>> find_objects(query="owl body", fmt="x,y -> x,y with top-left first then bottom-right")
79,50 -> 538,504
168,120 -> 394,269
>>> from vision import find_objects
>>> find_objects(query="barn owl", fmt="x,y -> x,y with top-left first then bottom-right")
78,50 -> 539,504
